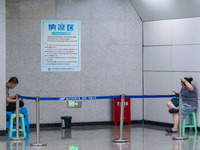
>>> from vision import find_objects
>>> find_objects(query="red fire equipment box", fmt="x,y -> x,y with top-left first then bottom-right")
112,98 -> 131,126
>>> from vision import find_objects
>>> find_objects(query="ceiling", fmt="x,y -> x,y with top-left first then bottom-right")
129,0 -> 200,21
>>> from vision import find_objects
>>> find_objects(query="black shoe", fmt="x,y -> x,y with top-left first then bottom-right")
165,128 -> 177,133
169,108 -> 179,114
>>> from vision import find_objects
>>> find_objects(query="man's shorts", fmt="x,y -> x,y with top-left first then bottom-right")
181,102 -> 196,118
6,101 -> 24,111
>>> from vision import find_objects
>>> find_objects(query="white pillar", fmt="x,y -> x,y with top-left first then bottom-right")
0,0 -> 6,131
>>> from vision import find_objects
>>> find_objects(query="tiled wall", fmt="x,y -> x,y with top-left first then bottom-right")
143,18 -> 200,126
0,0 -> 6,131
6,0 -> 143,124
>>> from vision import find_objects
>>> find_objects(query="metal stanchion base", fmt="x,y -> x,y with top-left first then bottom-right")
173,136 -> 188,140
9,137 -> 26,141
113,138 -> 129,143
30,143 -> 47,147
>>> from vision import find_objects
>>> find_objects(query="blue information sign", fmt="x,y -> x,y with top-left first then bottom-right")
41,20 -> 81,72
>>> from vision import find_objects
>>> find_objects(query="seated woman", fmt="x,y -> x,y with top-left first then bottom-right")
165,77 -> 198,133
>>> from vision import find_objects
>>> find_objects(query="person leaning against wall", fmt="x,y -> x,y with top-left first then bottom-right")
165,77 -> 198,133
6,77 -> 24,115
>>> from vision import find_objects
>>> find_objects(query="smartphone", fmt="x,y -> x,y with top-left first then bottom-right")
181,81 -> 186,86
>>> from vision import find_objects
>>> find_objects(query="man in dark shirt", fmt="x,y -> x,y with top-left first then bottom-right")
6,77 -> 24,113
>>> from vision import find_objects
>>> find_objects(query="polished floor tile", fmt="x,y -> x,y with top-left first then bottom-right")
2,124 -> 200,150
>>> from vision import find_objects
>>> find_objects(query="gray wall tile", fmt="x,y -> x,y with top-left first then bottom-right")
6,0 -> 19,19
92,20 -> 125,45
19,0 -> 56,19
6,0 -> 142,124
125,21 -> 142,45
19,19 -> 41,45
56,0 -> 91,20
91,0 -> 125,20
6,19 -> 20,45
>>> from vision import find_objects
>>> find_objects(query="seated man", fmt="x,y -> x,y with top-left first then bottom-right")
6,77 -> 24,113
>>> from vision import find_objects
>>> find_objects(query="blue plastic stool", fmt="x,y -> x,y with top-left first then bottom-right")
6,111 -> 12,129
6,107 -> 30,132
8,113 -> 26,138
20,107 -> 30,132
182,111 -> 197,133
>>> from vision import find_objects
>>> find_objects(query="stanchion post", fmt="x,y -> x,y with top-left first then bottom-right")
30,96 -> 47,147
10,94 -> 25,141
173,94 -> 188,140
113,94 -> 129,143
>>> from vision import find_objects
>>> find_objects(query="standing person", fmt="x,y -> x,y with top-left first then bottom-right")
165,77 -> 198,133
6,77 -> 24,113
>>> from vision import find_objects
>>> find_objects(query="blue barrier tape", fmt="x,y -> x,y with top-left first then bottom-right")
18,95 -> 36,100
40,95 -> 121,101
18,94 -> 178,101
125,95 -> 178,99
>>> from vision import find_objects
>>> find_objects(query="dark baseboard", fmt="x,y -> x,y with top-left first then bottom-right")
30,123 -> 61,128
30,121 -> 113,128
16,120 -> 200,132
132,120 -> 144,124
0,130 -> 6,136
72,121 -> 112,126
144,120 -> 173,127
29,120 -> 144,128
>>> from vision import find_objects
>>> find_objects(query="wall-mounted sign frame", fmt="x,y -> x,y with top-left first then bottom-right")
41,20 -> 81,72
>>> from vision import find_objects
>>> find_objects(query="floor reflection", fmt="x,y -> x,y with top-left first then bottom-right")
112,126 -> 131,150
7,132 -> 29,150
113,143 -> 130,150
61,129 -> 72,139
3,125 -> 200,150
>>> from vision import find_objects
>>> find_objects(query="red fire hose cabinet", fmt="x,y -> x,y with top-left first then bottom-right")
112,98 -> 131,126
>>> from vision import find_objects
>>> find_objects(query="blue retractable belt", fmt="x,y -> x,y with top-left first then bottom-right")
18,94 -> 178,101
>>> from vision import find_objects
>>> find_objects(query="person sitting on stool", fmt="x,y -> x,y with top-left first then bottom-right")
165,77 -> 198,133
6,77 -> 24,115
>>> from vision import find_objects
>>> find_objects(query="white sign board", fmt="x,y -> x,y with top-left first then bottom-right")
41,20 -> 81,71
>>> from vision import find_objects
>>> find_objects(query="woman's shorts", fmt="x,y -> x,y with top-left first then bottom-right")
171,98 -> 179,107
181,102 -> 196,118
6,101 -> 24,111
